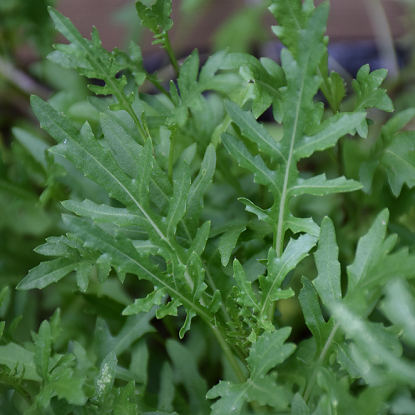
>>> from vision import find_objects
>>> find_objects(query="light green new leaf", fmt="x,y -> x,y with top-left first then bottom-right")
207,328 -> 295,414
313,217 -> 341,305
94,350 -> 117,405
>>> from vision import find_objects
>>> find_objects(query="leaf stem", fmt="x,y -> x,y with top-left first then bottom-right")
303,321 -> 340,402
208,323 -> 247,384
145,73 -> 173,101
168,132 -> 174,185
162,32 -> 180,79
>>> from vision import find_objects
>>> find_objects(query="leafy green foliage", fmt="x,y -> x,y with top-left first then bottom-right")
2,0 -> 415,413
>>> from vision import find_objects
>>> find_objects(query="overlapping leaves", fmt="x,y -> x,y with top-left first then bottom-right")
19,96 -> 218,338
222,1 -> 365,256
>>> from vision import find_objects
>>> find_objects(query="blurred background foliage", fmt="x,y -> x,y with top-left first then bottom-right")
2,0 -> 415,408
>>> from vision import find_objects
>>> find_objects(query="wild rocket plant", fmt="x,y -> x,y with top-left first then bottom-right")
1,0 -> 415,413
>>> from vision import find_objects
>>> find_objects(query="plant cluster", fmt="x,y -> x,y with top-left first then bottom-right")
1,0 -> 415,414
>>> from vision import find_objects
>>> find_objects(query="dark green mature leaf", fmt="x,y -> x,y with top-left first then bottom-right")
207,328 -> 295,414
299,277 -> 334,355
223,3 -> 365,256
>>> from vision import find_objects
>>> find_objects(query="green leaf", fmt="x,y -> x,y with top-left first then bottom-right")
94,313 -> 156,362
167,161 -> 191,239
381,131 -> 415,196
136,0 -> 173,34
220,53 -> 285,118
47,8 -> 145,139
269,0 -> 313,58
94,350 -> 117,405
233,259 -> 259,309
17,258 -> 81,290
346,209 -> 391,295
166,339 -> 210,414
352,65 -> 393,137
258,234 -> 317,328
332,301 -> 415,387
219,224 -> 247,266
299,277 -> 334,355
312,217 -> 341,305
62,199 -> 147,227
34,320 -> 51,380
113,381 -> 138,415
207,328 -> 295,414
100,112 -> 142,179
0,343 -> 41,381
292,393 -> 310,415
182,144 -> 216,239
223,3 -> 366,256
158,362 -> 175,412
380,279 -> 415,348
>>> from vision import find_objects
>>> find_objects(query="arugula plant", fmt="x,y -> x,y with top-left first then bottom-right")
2,0 -> 415,413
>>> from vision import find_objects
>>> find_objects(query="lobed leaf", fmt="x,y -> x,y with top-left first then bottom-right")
207,328 -> 295,414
